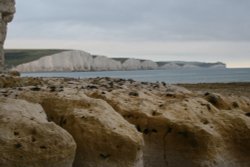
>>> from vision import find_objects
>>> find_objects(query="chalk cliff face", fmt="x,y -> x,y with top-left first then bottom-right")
14,51 -> 159,72
93,55 -> 122,71
15,51 -> 94,72
0,0 -> 15,71
140,60 -> 158,70
158,61 -> 226,69
14,50 -> 226,72
121,59 -> 158,70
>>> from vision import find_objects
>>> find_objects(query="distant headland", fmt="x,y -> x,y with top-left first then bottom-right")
5,49 -> 226,72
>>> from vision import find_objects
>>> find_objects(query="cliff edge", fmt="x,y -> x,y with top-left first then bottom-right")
10,50 -> 226,72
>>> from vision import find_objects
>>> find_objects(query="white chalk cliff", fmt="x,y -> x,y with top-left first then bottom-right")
158,61 -> 226,69
14,50 -> 226,72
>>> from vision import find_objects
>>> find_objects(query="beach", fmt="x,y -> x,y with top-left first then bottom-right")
179,82 -> 250,98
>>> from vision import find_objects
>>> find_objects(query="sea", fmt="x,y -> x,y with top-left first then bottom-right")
21,68 -> 250,84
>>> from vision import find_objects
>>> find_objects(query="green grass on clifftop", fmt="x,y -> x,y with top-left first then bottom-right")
4,49 -> 69,68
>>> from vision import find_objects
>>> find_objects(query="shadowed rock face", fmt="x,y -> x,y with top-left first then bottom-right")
0,0 -> 15,71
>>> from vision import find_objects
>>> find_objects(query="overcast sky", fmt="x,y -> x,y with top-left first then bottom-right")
5,0 -> 250,67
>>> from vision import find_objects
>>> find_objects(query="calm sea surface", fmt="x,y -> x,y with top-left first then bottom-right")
21,68 -> 250,84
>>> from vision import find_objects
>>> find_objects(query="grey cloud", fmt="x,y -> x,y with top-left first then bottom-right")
10,0 -> 250,41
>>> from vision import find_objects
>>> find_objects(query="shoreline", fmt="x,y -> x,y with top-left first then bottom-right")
178,82 -> 250,98
19,68 -> 250,84
3,73 -> 250,97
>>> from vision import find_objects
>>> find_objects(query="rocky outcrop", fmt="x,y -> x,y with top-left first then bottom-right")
84,78 -> 250,167
1,76 -> 250,167
0,97 -> 76,167
19,89 -> 144,167
0,0 -> 15,72
12,50 -> 226,72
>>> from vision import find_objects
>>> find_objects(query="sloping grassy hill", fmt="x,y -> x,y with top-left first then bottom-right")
4,49 -> 69,68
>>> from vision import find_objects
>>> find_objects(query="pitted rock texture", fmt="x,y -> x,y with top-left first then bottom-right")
84,78 -> 250,167
0,0 -> 15,71
1,76 -> 250,167
0,97 -> 76,167
19,89 -> 144,167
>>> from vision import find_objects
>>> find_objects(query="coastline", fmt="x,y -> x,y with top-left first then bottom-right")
178,82 -> 250,98
20,68 -> 250,84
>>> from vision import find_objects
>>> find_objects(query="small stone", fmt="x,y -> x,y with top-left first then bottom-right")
30,86 -> 41,91
245,112 -> 250,117
129,91 -> 139,96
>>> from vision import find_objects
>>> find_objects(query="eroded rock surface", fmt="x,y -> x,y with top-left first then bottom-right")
0,97 -> 76,167
0,0 -> 15,71
1,76 -> 250,167
20,88 -> 144,167
85,78 -> 250,167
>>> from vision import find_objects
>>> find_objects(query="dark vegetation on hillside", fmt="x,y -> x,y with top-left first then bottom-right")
4,49 -> 68,68
112,58 -> 147,64
112,58 -> 129,64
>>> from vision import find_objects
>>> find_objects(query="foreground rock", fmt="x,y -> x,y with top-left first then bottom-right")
20,89 -> 144,167
0,97 -> 76,167
1,76 -> 250,167
85,78 -> 250,167
0,0 -> 15,71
